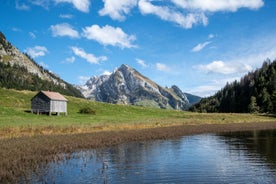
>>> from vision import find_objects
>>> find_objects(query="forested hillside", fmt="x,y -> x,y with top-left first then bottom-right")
0,61 -> 82,97
0,32 -> 83,98
190,59 -> 276,113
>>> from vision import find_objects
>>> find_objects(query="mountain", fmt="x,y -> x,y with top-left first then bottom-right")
0,32 -> 83,98
190,59 -> 276,113
184,92 -> 202,106
79,64 -> 197,110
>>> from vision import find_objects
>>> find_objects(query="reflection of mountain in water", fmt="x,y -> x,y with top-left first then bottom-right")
217,130 -> 276,167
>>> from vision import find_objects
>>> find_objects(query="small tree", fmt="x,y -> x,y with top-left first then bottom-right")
248,96 -> 259,113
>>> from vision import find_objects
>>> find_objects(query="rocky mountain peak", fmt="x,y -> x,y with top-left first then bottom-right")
79,64 -> 191,110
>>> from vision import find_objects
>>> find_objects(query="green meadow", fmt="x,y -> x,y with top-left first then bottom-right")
0,88 -> 275,138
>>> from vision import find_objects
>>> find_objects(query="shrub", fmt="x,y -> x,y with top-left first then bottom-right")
79,107 -> 96,115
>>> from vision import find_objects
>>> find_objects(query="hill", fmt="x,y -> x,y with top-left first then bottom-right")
0,32 -> 83,98
190,59 -> 276,113
78,64 -> 199,110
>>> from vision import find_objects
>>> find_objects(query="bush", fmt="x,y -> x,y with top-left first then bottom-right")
79,107 -> 96,115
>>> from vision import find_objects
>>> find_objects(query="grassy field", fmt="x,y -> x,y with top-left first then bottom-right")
0,87 -> 275,138
1,88 -> 276,183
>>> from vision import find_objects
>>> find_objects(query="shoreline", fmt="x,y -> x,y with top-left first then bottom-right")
1,121 -> 276,183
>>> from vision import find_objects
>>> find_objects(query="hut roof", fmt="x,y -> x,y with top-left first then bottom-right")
40,91 -> 67,101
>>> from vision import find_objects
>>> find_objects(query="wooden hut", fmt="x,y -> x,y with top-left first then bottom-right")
31,91 -> 67,116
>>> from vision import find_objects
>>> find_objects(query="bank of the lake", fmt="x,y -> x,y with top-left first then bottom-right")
1,121 -> 276,183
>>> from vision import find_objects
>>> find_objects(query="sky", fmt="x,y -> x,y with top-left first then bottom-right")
1,0 -> 276,97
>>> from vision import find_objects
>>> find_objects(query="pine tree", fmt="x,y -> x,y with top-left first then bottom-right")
248,96 -> 259,113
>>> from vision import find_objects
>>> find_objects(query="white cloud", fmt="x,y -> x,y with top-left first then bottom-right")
64,56 -> 75,63
191,41 -> 211,52
29,32 -> 36,39
82,25 -> 136,49
33,0 -> 51,8
39,61 -> 49,68
54,0 -> 90,13
156,63 -> 170,72
136,58 -> 148,68
50,23 -> 80,38
15,1 -> 30,10
99,0 -> 137,21
194,60 -> 252,74
25,46 -> 48,58
71,47 -> 107,64
59,14 -> 73,19
187,77 -> 240,97
230,48 -> 276,69
208,34 -> 215,39
11,27 -> 22,32
138,0 -> 208,29
102,70 -> 112,75
171,0 -> 264,12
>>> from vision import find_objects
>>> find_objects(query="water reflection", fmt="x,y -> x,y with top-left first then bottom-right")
29,130 -> 276,184
218,129 -> 276,168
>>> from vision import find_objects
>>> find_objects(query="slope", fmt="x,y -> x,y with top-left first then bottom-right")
0,32 -> 83,98
190,59 -> 276,113
79,64 -> 190,110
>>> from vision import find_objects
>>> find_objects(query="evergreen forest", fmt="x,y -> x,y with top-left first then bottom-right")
190,59 -> 276,113
0,61 -> 83,98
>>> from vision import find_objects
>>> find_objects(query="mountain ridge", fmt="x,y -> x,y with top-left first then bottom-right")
0,32 -> 83,97
79,64 -> 199,110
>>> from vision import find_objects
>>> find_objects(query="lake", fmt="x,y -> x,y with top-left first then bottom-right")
29,129 -> 276,183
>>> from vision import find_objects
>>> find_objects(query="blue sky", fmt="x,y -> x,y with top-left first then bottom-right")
1,0 -> 276,97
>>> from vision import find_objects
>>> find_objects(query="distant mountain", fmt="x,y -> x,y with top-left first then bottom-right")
184,92 -> 202,106
0,32 -> 83,97
78,64 -> 199,110
190,59 -> 276,113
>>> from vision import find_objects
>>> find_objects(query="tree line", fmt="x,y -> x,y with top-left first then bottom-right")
190,59 -> 276,113
0,61 -> 83,98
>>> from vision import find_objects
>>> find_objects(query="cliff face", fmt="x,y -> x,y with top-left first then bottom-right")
79,64 -> 190,110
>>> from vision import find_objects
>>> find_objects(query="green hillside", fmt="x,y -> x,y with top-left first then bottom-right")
190,59 -> 276,113
1,88 -> 275,138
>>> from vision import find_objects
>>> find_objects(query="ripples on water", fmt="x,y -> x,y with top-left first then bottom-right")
30,130 -> 276,184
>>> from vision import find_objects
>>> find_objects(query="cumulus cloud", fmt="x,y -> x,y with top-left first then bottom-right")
50,23 -> 80,38
194,60 -> 252,74
98,0 -> 264,29
82,25 -> 136,49
54,0 -> 90,13
136,58 -> 148,68
171,0 -> 264,12
25,46 -> 48,58
138,0 -> 208,29
191,41 -> 211,52
156,63 -> 170,72
102,70 -> 112,75
71,47 -> 107,64
99,0 -> 137,21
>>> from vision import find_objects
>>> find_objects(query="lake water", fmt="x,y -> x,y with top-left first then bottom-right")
31,130 -> 276,184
